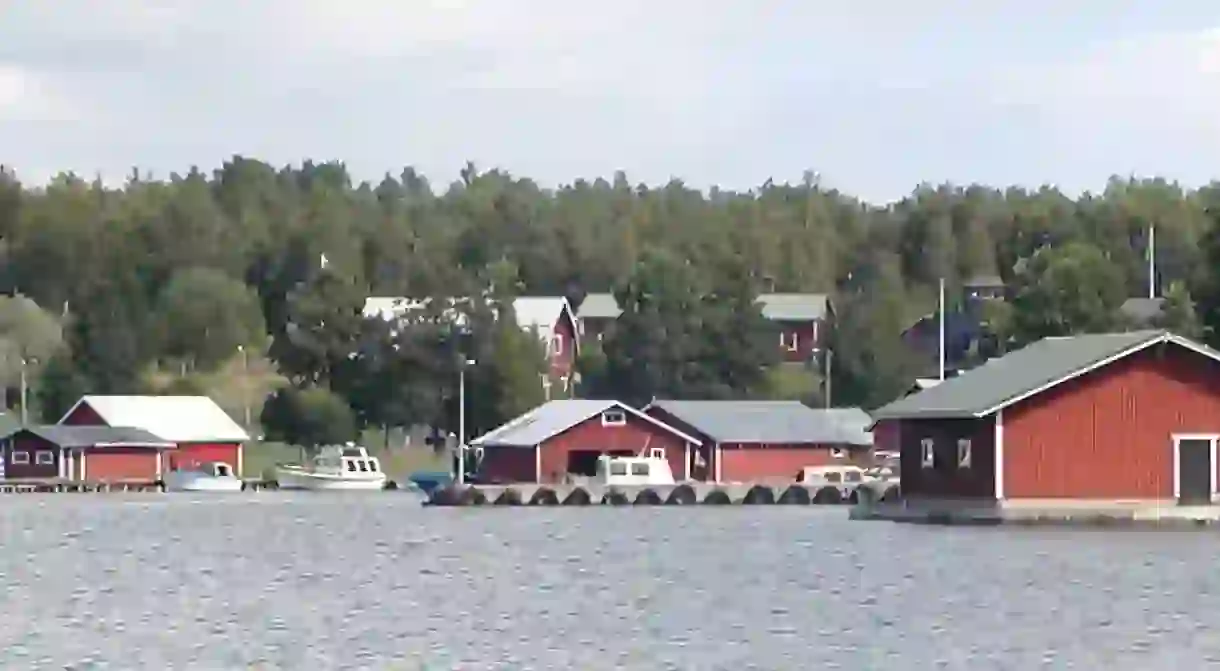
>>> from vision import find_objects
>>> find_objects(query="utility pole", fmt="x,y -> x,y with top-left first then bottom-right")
1148,224 -> 1156,299
237,345 -> 251,431
823,348 -> 833,409
19,357 -> 30,425
938,277 -> 947,381
457,358 -> 476,485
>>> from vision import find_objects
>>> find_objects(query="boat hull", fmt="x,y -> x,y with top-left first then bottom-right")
275,467 -> 387,491
164,474 -> 244,493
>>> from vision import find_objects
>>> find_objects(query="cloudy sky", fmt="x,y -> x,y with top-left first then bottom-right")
1,1 -> 1219,202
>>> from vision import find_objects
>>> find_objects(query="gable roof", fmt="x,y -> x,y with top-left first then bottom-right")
7,425 -> 173,448
59,396 -> 250,443
645,400 -> 873,445
755,293 -> 830,321
1120,297 -> 1165,324
871,330 -> 1220,421
577,293 -> 622,320
470,399 -> 701,447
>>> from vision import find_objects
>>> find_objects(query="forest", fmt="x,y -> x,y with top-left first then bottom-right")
0,159 -> 1215,446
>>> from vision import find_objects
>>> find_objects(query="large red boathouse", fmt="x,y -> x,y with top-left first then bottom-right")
871,330 -> 1220,506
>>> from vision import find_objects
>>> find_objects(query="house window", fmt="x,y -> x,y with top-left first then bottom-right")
957,439 -> 972,469
11,450 -> 29,465
35,451 -> 54,465
920,439 -> 935,469
601,409 -> 626,426
830,447 -> 846,459
780,331 -> 799,352
551,334 -> 563,355
630,462 -> 650,476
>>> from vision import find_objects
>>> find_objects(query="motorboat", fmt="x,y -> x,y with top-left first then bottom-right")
593,451 -> 676,487
164,461 -> 244,493
275,445 -> 387,491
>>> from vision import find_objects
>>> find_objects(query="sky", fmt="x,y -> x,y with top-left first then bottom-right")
2,1 -> 1220,202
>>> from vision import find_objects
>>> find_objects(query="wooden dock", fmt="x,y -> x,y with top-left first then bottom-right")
425,480 -> 901,507
0,478 -> 282,493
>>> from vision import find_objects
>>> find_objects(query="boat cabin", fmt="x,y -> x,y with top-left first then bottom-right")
314,445 -> 381,475
594,452 -> 676,487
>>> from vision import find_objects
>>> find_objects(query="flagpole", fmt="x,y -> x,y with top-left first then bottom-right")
938,277 -> 946,381
1147,224 -> 1156,299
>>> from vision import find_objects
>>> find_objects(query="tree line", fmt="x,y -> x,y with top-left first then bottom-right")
0,160 -> 1215,447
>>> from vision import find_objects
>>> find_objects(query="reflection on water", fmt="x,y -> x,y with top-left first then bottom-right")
0,493 -> 1215,669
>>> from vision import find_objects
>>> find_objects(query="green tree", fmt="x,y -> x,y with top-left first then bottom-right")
1153,281 -> 1202,338
1010,242 -> 1126,343
154,267 -> 266,371
34,352 -> 88,423
260,386 -> 357,452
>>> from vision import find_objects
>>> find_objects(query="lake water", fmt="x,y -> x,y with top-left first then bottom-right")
0,494 -> 1218,669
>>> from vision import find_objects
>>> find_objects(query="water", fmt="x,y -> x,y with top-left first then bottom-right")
0,495 -> 1217,669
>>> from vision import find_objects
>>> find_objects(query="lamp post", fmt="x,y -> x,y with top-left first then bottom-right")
237,345 -> 251,431
19,356 -> 36,425
457,358 -> 476,485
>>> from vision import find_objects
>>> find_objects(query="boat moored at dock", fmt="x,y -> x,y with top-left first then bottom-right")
275,445 -> 387,491
164,461 -> 244,492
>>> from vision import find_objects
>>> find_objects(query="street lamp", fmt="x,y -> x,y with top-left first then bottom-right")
457,358 -> 476,485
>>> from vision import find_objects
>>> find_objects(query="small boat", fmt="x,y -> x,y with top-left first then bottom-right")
593,451 -> 676,487
275,445 -> 387,491
164,461 -> 244,492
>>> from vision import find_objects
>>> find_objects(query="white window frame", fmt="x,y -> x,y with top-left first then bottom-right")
649,447 -> 665,461
35,450 -> 54,466
920,438 -> 935,469
601,409 -> 627,426
830,447 -> 846,459
957,439 -> 972,469
779,331 -> 799,352
11,450 -> 29,465
551,334 -> 563,355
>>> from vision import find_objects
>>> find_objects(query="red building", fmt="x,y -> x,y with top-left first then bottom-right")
511,297 -> 580,393
1,425 -> 174,480
870,330 -> 1220,506
755,294 -> 831,363
643,400 -> 874,482
59,395 -> 250,476
575,292 -> 622,343
470,400 -> 702,484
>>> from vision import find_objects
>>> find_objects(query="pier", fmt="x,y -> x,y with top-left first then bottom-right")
425,481 -> 901,507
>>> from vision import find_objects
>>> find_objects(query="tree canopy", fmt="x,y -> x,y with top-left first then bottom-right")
0,159 -> 1207,434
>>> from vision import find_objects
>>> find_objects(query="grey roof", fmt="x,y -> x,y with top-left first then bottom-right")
577,293 -> 622,320
6,425 -> 173,448
470,400 -> 701,447
872,330 -> 1207,420
963,275 -> 1004,288
647,400 -> 873,445
1120,297 -> 1165,323
755,293 -> 830,321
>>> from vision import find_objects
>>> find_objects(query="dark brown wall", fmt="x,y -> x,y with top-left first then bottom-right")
898,417 -> 995,498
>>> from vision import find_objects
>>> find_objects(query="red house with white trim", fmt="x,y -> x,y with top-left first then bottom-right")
871,330 -> 1220,506
470,399 -> 702,484
59,395 -> 250,477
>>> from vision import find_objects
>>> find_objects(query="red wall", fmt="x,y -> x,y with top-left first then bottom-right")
774,320 -> 822,363
4,433 -> 60,478
1003,345 -> 1220,500
170,443 -> 241,475
61,402 -> 104,426
548,312 -> 578,380
719,444 -> 869,482
85,449 -> 160,481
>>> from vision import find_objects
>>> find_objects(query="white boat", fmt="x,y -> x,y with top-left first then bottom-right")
593,451 -> 676,487
275,445 -> 387,491
164,461 -> 244,492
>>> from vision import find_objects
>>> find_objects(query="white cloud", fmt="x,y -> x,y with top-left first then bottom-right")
0,65 -> 72,122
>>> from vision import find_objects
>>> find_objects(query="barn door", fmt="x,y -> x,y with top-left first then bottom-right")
1176,437 -> 1215,506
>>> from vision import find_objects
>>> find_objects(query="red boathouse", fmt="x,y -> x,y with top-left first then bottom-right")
470,400 -> 702,484
59,395 -> 250,477
871,330 -> 1220,506
1,425 -> 175,480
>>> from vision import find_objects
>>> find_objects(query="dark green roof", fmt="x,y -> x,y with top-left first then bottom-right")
872,330 -> 1216,420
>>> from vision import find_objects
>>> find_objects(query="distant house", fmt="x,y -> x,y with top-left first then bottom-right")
900,310 -> 981,377
470,399 -> 702,484
871,329 -> 1220,505
59,395 -> 250,477
362,295 -> 580,391
575,292 -> 622,342
643,400 -> 874,482
754,293 -> 831,363
962,275 -> 1006,302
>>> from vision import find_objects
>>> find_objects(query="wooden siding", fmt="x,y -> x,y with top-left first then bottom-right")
170,443 -> 242,475
61,402 -> 105,426
4,433 -> 60,478
719,444 -> 868,482
1003,345 -> 1220,500
478,447 -> 537,484
897,418 -> 995,498
548,311 -> 579,380
773,319 -> 822,363
82,448 -> 160,481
